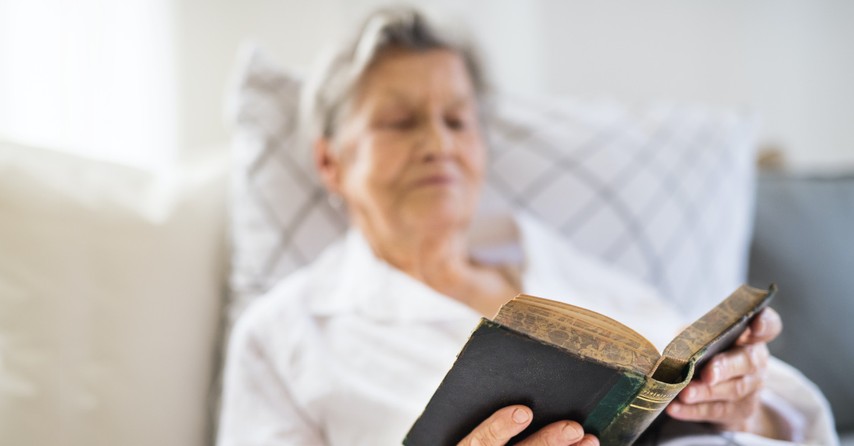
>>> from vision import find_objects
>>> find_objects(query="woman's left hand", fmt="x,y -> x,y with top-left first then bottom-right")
666,308 -> 787,439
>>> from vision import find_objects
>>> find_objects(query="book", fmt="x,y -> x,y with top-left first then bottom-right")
403,284 -> 776,446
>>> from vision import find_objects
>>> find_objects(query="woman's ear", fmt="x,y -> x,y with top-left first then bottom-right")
314,137 -> 342,195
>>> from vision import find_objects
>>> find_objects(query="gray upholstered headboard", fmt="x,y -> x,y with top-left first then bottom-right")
748,171 -> 854,433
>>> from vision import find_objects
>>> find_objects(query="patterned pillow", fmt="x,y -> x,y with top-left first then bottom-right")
226,45 -> 757,321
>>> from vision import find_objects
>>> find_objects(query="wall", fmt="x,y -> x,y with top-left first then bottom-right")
172,0 -> 854,169
0,0 -> 178,170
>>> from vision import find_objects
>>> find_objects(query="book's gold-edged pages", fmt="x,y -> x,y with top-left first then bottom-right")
494,296 -> 660,376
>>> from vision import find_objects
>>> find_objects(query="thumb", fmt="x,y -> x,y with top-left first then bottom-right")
458,405 -> 533,446
737,308 -> 783,346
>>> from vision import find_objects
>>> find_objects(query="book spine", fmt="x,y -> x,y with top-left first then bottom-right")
583,373 -> 645,436
595,377 -> 686,445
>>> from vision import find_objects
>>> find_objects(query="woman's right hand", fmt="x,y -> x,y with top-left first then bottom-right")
457,405 -> 599,446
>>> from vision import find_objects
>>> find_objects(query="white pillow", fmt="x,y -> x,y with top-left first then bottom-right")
227,45 -> 757,320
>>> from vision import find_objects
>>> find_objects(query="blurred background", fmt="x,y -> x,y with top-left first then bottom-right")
1,1 -> 852,445
3,0 -> 854,170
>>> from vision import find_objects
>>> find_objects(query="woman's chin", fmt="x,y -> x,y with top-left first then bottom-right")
400,199 -> 475,233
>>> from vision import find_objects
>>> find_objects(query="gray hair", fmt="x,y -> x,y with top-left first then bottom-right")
301,6 -> 486,143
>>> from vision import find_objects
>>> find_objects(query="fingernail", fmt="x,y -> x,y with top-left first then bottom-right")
751,345 -> 765,364
685,386 -> 696,401
561,422 -> 583,440
711,363 -> 722,384
512,408 -> 530,424
755,317 -> 766,336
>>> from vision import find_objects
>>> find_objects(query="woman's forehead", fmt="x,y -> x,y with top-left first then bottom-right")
356,49 -> 476,105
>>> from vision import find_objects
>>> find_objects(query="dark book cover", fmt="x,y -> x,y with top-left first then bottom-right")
403,321 -> 645,446
403,285 -> 776,446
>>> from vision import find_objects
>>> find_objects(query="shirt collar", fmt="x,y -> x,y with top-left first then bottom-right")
307,228 -> 484,322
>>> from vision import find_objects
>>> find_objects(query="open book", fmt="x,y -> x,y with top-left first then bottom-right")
404,284 -> 776,446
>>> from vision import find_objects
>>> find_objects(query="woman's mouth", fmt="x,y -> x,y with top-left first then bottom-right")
412,174 -> 456,187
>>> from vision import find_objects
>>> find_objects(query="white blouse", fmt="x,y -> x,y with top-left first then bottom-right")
218,213 -> 837,446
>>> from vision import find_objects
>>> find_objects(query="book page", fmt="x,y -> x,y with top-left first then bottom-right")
494,295 -> 661,376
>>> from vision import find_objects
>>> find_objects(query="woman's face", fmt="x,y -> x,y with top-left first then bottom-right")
317,49 -> 486,236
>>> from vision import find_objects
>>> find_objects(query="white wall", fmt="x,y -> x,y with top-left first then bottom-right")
172,0 -> 854,169
0,0 -> 178,170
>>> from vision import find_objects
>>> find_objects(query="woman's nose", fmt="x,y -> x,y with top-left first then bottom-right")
420,117 -> 453,158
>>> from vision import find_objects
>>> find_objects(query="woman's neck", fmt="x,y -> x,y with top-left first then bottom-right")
357,218 -> 521,318
366,223 -> 472,283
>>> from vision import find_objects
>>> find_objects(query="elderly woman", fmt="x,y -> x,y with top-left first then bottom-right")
218,8 -> 836,446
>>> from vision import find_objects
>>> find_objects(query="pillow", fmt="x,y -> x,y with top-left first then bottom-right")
226,46 -> 346,321
226,45 -> 758,321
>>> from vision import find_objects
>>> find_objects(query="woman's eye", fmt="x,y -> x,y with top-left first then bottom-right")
381,118 -> 416,130
445,116 -> 466,130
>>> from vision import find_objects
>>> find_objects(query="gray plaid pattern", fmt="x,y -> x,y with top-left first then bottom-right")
483,97 -> 756,318
227,48 -> 347,319
227,48 -> 757,321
